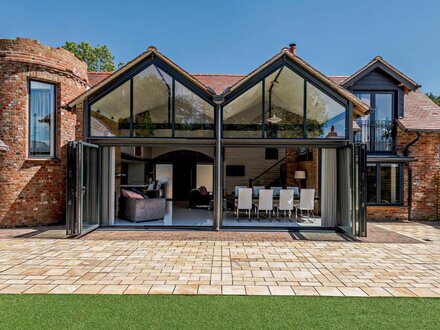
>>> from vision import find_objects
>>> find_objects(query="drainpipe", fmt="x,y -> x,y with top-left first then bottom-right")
213,95 -> 224,231
404,132 -> 421,221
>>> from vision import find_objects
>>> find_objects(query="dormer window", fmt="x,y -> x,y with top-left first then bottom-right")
354,92 -> 395,152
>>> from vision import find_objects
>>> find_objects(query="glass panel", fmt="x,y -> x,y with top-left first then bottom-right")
29,81 -> 55,156
223,83 -> 262,138
375,94 -> 393,151
90,81 -> 130,136
354,93 -> 371,149
366,164 -> 377,203
375,94 -> 393,121
174,81 -> 215,138
133,65 -> 172,137
306,83 -> 346,138
337,146 -> 352,233
264,67 -> 304,138
380,164 -> 400,204
81,145 -> 99,232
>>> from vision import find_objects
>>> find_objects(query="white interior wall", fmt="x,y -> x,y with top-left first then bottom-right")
196,164 -> 214,192
224,148 -> 286,194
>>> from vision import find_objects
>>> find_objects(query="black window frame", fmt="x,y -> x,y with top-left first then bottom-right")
354,91 -> 396,154
221,57 -> 350,141
367,163 -> 403,206
86,56 -> 216,140
28,79 -> 57,159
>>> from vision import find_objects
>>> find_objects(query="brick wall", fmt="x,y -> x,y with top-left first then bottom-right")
0,38 -> 88,227
367,129 -> 440,221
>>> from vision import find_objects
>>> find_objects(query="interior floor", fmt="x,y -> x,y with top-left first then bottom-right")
114,201 -> 321,227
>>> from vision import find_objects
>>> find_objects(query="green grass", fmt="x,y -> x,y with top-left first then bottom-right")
0,295 -> 439,329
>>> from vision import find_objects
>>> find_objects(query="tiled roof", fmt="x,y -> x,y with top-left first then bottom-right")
88,72 -> 112,87
398,90 -> 440,131
192,74 -> 244,94
86,69 -> 440,132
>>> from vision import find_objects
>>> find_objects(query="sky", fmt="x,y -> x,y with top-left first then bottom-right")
1,0 -> 440,93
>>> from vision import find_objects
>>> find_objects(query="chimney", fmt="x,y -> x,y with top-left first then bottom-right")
288,43 -> 297,55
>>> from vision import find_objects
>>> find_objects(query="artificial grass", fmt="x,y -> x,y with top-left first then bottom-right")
0,295 -> 439,329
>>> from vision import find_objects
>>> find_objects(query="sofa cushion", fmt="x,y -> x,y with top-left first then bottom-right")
121,189 -> 144,200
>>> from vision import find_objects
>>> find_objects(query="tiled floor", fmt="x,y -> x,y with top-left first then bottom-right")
0,222 -> 439,297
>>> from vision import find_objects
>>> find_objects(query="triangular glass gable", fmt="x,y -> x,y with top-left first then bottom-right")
89,59 -> 214,138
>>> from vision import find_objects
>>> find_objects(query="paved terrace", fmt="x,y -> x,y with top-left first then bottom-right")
0,222 -> 439,297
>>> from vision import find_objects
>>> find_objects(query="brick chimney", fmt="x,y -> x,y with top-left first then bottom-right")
288,43 -> 297,55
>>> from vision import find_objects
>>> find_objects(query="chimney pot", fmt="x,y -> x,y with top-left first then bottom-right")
288,43 -> 297,55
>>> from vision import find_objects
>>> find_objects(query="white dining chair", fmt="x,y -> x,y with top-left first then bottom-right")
235,186 -> 247,197
255,189 -> 274,220
296,188 -> 315,221
271,186 -> 282,197
252,186 -> 265,198
236,188 -> 253,220
286,186 -> 300,198
276,189 -> 294,221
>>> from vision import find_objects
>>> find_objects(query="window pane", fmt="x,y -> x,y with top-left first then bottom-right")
380,164 -> 400,204
367,164 -> 377,203
29,81 -> 55,156
375,94 -> 393,121
306,83 -> 346,138
174,81 -> 214,138
90,81 -> 130,136
264,67 -> 304,138
223,83 -> 262,138
133,65 -> 172,137
354,93 -> 371,148
375,94 -> 393,151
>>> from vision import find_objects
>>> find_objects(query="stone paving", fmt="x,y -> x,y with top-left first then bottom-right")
0,225 -> 439,297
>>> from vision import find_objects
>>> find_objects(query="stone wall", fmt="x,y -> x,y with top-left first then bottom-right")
0,38 -> 88,227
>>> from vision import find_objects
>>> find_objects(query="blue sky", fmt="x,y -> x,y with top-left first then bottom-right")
1,0 -> 439,92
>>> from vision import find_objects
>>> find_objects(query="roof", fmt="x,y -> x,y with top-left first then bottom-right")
88,72 -> 111,87
69,47 -> 213,107
192,74 -> 244,94
397,90 -> 440,132
83,52 -> 440,132
342,56 -> 420,91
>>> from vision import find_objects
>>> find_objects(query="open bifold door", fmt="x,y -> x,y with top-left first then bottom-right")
337,143 -> 367,237
66,141 -> 100,236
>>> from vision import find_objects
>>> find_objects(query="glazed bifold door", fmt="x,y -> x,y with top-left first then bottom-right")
336,144 -> 367,237
66,141 -> 100,236
336,145 -> 353,235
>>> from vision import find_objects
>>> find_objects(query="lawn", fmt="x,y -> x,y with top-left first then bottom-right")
0,295 -> 439,329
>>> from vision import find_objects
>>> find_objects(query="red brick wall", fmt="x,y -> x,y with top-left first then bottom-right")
0,38 -> 88,227
367,129 -> 440,221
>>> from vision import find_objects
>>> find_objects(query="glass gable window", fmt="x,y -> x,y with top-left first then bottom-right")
90,81 -> 130,137
133,65 -> 172,137
29,80 -> 56,157
264,67 -> 304,138
367,163 -> 402,205
88,63 -> 215,138
306,83 -> 346,138
175,81 -> 214,138
222,65 -> 348,139
223,83 -> 262,138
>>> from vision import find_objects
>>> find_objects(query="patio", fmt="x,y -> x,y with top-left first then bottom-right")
0,222 -> 439,297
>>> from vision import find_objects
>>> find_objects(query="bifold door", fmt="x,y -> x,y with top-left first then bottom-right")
66,142 -> 100,236
337,144 -> 367,237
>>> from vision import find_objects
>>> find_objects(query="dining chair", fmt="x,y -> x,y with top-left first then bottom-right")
286,186 -> 300,198
235,186 -> 247,197
255,189 -> 274,220
236,188 -> 253,220
276,189 -> 294,221
252,186 -> 265,197
271,186 -> 282,197
296,188 -> 315,221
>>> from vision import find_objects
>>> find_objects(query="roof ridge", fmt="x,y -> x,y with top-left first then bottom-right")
191,73 -> 246,77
